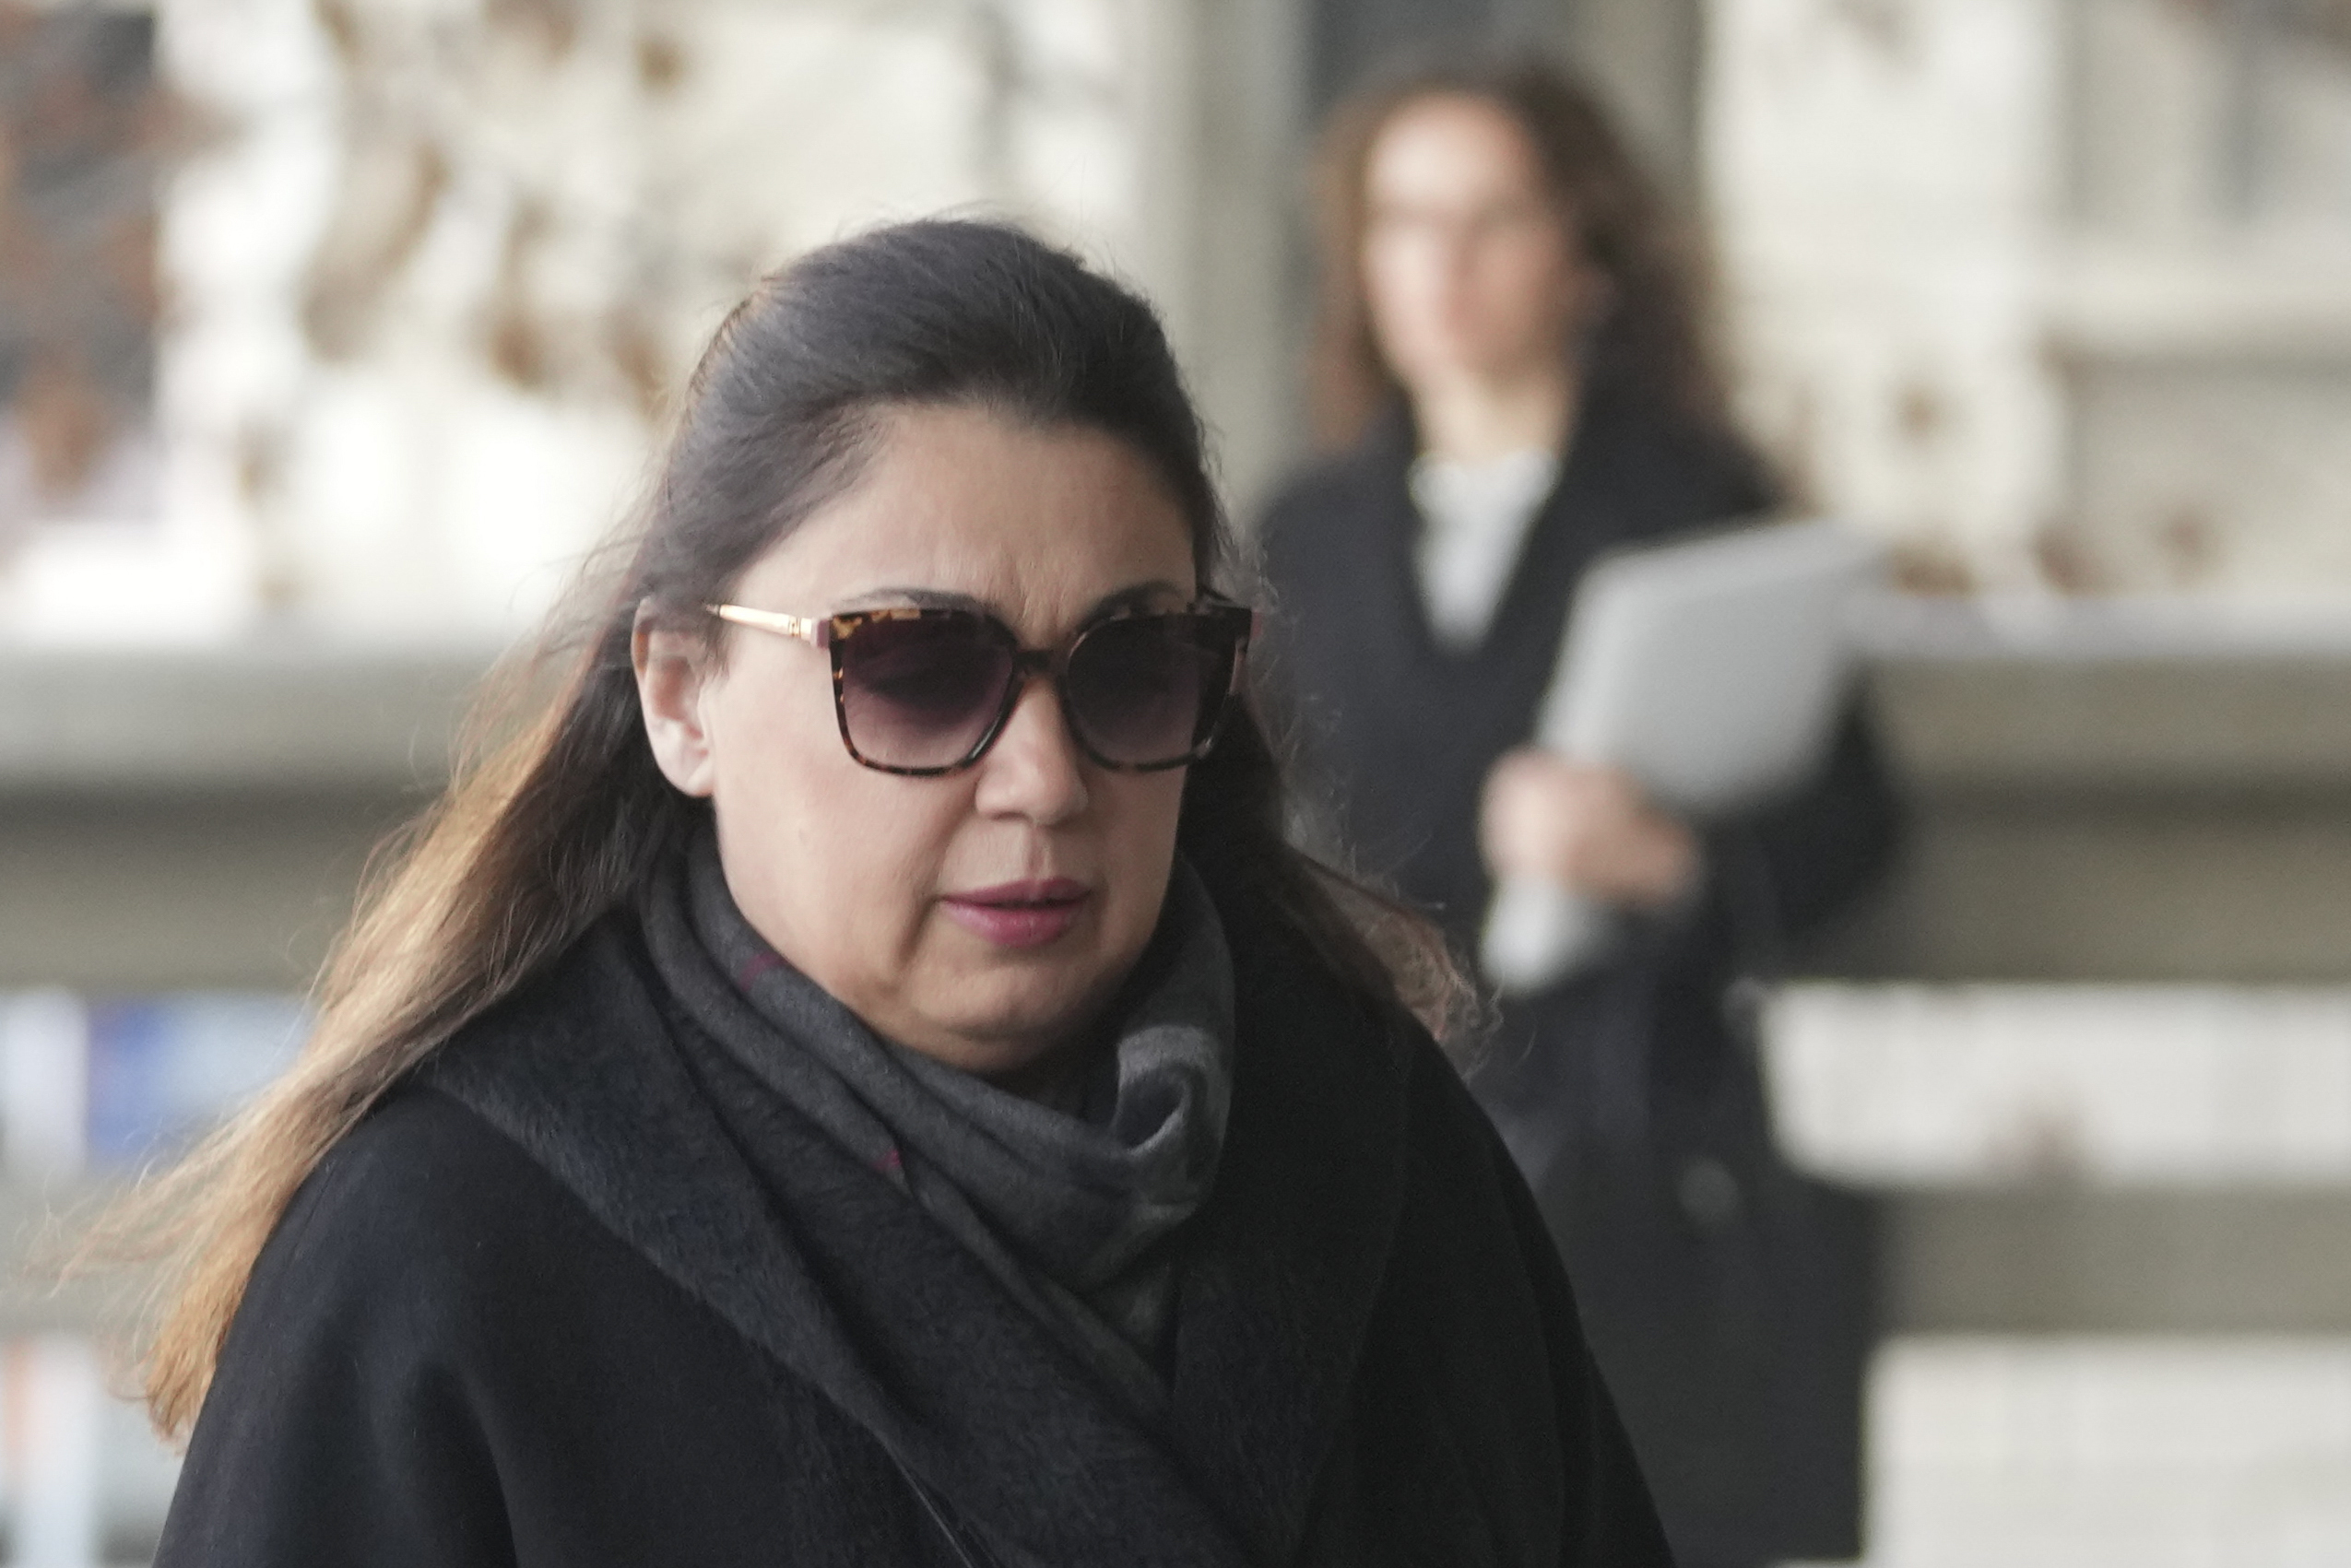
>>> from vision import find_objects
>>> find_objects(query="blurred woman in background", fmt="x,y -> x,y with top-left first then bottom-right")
1258,53 -> 1901,1568
124,219 -> 1671,1567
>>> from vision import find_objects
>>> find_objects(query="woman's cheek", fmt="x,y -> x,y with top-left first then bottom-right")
1105,778 -> 1184,955
865,803 -> 964,958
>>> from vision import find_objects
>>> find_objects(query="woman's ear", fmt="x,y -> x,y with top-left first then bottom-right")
633,606 -> 720,798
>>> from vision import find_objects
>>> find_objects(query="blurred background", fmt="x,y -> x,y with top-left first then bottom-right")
4,0 -> 2351,1562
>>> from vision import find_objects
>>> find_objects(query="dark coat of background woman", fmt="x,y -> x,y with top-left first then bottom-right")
1257,54 -> 1902,1568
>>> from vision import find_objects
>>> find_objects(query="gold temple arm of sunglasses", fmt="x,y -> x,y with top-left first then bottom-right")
708,603 -> 824,644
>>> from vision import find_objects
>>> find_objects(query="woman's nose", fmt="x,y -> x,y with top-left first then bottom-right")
971,677 -> 1091,824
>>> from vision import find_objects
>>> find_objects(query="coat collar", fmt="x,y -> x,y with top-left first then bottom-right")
426,904 -> 1411,1567
1164,894 -> 1411,1562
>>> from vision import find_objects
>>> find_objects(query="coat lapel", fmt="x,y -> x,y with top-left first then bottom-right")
1162,905 -> 1412,1563
431,922 -> 1252,1568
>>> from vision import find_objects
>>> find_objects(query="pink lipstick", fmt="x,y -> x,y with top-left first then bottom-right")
939,878 -> 1090,949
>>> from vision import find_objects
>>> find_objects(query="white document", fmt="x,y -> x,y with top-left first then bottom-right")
1481,519 -> 1883,996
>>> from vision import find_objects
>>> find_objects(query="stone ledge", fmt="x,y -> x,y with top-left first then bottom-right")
1883,1186 -> 2351,1335
0,641 -> 501,793
20,1179 -> 2351,1339
7,607 -> 2351,796
1868,657 -> 2351,794
1858,596 -> 2351,793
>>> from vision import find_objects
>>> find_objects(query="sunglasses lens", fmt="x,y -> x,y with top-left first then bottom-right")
1066,612 -> 1241,768
835,614 -> 1013,770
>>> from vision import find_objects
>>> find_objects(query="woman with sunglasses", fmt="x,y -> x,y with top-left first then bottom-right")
129,220 -> 1670,1566
1258,53 -> 1902,1568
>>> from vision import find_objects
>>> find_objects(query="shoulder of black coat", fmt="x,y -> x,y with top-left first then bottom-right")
251,1083 -> 608,1349
1214,878 -> 1413,1071
1254,426 -> 1410,557
1589,384 -> 1780,525
1398,1026 -> 1517,1188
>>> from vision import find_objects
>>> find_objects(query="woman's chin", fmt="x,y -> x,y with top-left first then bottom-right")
883,992 -> 1067,1067
891,939 -> 1127,1047
899,981 -> 1110,1081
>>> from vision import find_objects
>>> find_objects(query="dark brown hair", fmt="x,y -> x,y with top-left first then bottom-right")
1309,49 -> 1739,451
101,219 -> 1465,1437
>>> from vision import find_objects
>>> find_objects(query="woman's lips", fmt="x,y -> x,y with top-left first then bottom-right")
939,878 -> 1091,949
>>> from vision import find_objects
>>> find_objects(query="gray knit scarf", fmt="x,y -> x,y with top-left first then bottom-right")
637,828 -> 1235,1422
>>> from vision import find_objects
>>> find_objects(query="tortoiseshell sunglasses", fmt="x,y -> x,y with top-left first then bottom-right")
706,595 -> 1257,776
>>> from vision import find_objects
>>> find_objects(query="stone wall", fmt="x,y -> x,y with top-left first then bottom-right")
1706,0 -> 2351,599
1,0 -> 1301,641
0,6 -> 171,553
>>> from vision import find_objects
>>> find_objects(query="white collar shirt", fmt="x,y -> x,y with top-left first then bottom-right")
1407,447 -> 1561,654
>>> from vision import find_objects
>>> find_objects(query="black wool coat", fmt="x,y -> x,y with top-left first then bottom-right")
156,890 -> 1673,1568
1257,392 -> 1902,1568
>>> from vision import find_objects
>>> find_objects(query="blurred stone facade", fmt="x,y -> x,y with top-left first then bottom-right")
18,0 -> 2351,634
1707,0 -> 2351,600
1,0 -> 1296,641
0,6 -> 172,557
